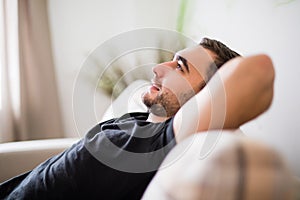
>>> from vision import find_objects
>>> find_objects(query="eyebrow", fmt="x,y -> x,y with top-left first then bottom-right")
177,55 -> 190,73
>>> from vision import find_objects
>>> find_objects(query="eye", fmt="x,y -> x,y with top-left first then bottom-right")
176,60 -> 184,72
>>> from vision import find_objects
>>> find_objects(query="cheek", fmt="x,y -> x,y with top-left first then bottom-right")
162,73 -> 194,95
189,71 -> 205,92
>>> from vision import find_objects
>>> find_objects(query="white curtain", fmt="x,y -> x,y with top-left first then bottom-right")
0,0 -> 64,142
0,0 -> 18,142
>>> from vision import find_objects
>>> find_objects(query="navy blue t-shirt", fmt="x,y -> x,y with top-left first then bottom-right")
0,112 -> 176,200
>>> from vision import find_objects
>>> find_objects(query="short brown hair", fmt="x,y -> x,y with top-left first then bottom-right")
200,37 -> 241,68
200,37 -> 241,80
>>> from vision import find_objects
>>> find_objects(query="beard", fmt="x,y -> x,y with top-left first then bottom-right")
142,88 -> 195,117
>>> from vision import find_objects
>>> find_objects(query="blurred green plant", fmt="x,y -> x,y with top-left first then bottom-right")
95,1 -> 192,99
176,0 -> 189,33
274,0 -> 297,6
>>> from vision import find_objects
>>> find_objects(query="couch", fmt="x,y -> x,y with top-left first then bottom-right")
0,80 -> 299,199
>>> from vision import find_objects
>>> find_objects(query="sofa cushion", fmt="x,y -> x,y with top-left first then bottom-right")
0,138 -> 78,183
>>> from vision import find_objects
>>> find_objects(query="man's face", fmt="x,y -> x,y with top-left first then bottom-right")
142,46 -> 216,117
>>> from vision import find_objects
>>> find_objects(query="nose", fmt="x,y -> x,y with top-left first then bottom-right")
152,61 -> 175,78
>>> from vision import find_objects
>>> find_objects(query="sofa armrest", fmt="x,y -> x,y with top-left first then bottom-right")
0,138 -> 79,183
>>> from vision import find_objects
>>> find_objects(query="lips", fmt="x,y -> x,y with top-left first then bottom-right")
150,80 -> 162,92
152,83 -> 161,91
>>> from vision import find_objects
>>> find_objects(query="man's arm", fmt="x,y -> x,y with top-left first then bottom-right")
173,54 -> 275,143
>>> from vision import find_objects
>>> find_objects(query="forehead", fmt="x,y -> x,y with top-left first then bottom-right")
175,45 -> 215,72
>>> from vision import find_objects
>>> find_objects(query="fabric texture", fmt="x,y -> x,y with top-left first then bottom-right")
0,0 -> 63,142
0,112 -> 176,200
142,132 -> 296,200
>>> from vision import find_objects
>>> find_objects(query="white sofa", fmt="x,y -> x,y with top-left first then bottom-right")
1,131 -> 298,199
0,138 -> 79,182
0,80 -> 299,199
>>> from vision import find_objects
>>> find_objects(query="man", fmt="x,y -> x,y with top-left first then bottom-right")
0,38 -> 274,199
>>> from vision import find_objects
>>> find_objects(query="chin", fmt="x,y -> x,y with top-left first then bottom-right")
142,91 -> 157,103
141,92 -> 153,108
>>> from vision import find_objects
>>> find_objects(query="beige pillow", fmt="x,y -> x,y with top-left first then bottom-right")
142,131 -> 297,200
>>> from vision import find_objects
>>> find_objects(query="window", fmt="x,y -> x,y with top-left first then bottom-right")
0,63 -> 2,110
0,1 -> 3,110
0,0 -> 19,111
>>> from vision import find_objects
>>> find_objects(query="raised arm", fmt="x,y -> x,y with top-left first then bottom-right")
173,54 -> 275,142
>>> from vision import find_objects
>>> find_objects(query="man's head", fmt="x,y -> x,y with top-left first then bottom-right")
142,37 -> 240,117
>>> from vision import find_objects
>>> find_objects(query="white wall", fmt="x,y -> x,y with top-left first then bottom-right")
184,0 -> 300,176
48,0 -> 300,176
47,0 -> 180,137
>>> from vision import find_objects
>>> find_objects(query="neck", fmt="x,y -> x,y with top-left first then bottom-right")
147,113 -> 169,123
